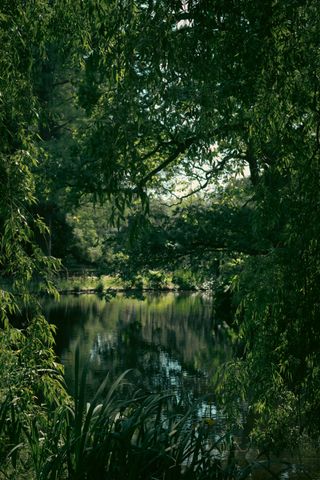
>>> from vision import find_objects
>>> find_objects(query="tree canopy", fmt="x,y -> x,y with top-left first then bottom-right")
1,0 -> 320,457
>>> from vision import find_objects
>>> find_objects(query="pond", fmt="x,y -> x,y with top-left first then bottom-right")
45,291 -> 320,479
45,291 -> 231,425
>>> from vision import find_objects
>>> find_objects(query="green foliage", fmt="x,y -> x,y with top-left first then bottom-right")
145,270 -> 168,290
216,161 -> 320,446
0,315 -> 68,477
172,269 -> 198,291
129,274 -> 144,290
0,351 -> 242,479
0,2 -> 77,474
69,0 -> 320,450
1,0 -> 320,464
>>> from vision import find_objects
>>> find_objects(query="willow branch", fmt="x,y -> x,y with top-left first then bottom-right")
138,137 -> 196,189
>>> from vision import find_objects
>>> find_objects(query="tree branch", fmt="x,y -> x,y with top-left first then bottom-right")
159,153 -> 237,207
138,137 -> 196,188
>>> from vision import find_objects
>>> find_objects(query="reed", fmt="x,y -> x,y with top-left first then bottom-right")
1,349 -> 245,479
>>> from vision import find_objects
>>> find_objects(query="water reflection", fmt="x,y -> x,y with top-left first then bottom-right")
46,292 -> 231,410
45,293 -> 320,478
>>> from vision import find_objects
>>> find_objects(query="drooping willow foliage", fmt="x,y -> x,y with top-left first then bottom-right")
1,1 -> 320,473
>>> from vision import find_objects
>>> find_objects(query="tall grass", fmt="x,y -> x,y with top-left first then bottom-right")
37,350 -> 230,480
0,350 -> 258,479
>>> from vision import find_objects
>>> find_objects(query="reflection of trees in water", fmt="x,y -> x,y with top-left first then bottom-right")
87,320 -> 219,427
91,320 -> 206,398
45,293 -> 232,402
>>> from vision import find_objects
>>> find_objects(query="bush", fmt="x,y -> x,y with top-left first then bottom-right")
146,270 -> 168,289
172,269 -> 198,290
96,279 -> 105,293
131,274 -> 144,290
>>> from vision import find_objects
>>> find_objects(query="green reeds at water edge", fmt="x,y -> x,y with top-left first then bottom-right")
0,351 -> 241,480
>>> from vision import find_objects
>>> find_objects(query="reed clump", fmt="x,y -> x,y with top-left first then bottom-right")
0,350 -> 241,480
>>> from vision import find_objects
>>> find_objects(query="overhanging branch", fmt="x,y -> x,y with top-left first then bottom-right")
138,137 -> 196,189
158,153 -> 240,207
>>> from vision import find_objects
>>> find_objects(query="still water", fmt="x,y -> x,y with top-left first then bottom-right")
45,291 -> 230,419
45,291 -> 320,479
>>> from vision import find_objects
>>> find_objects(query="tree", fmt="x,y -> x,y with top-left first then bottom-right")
1,0 -> 320,454
73,0 -> 320,446
72,1 -> 285,200
0,2 -> 85,468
